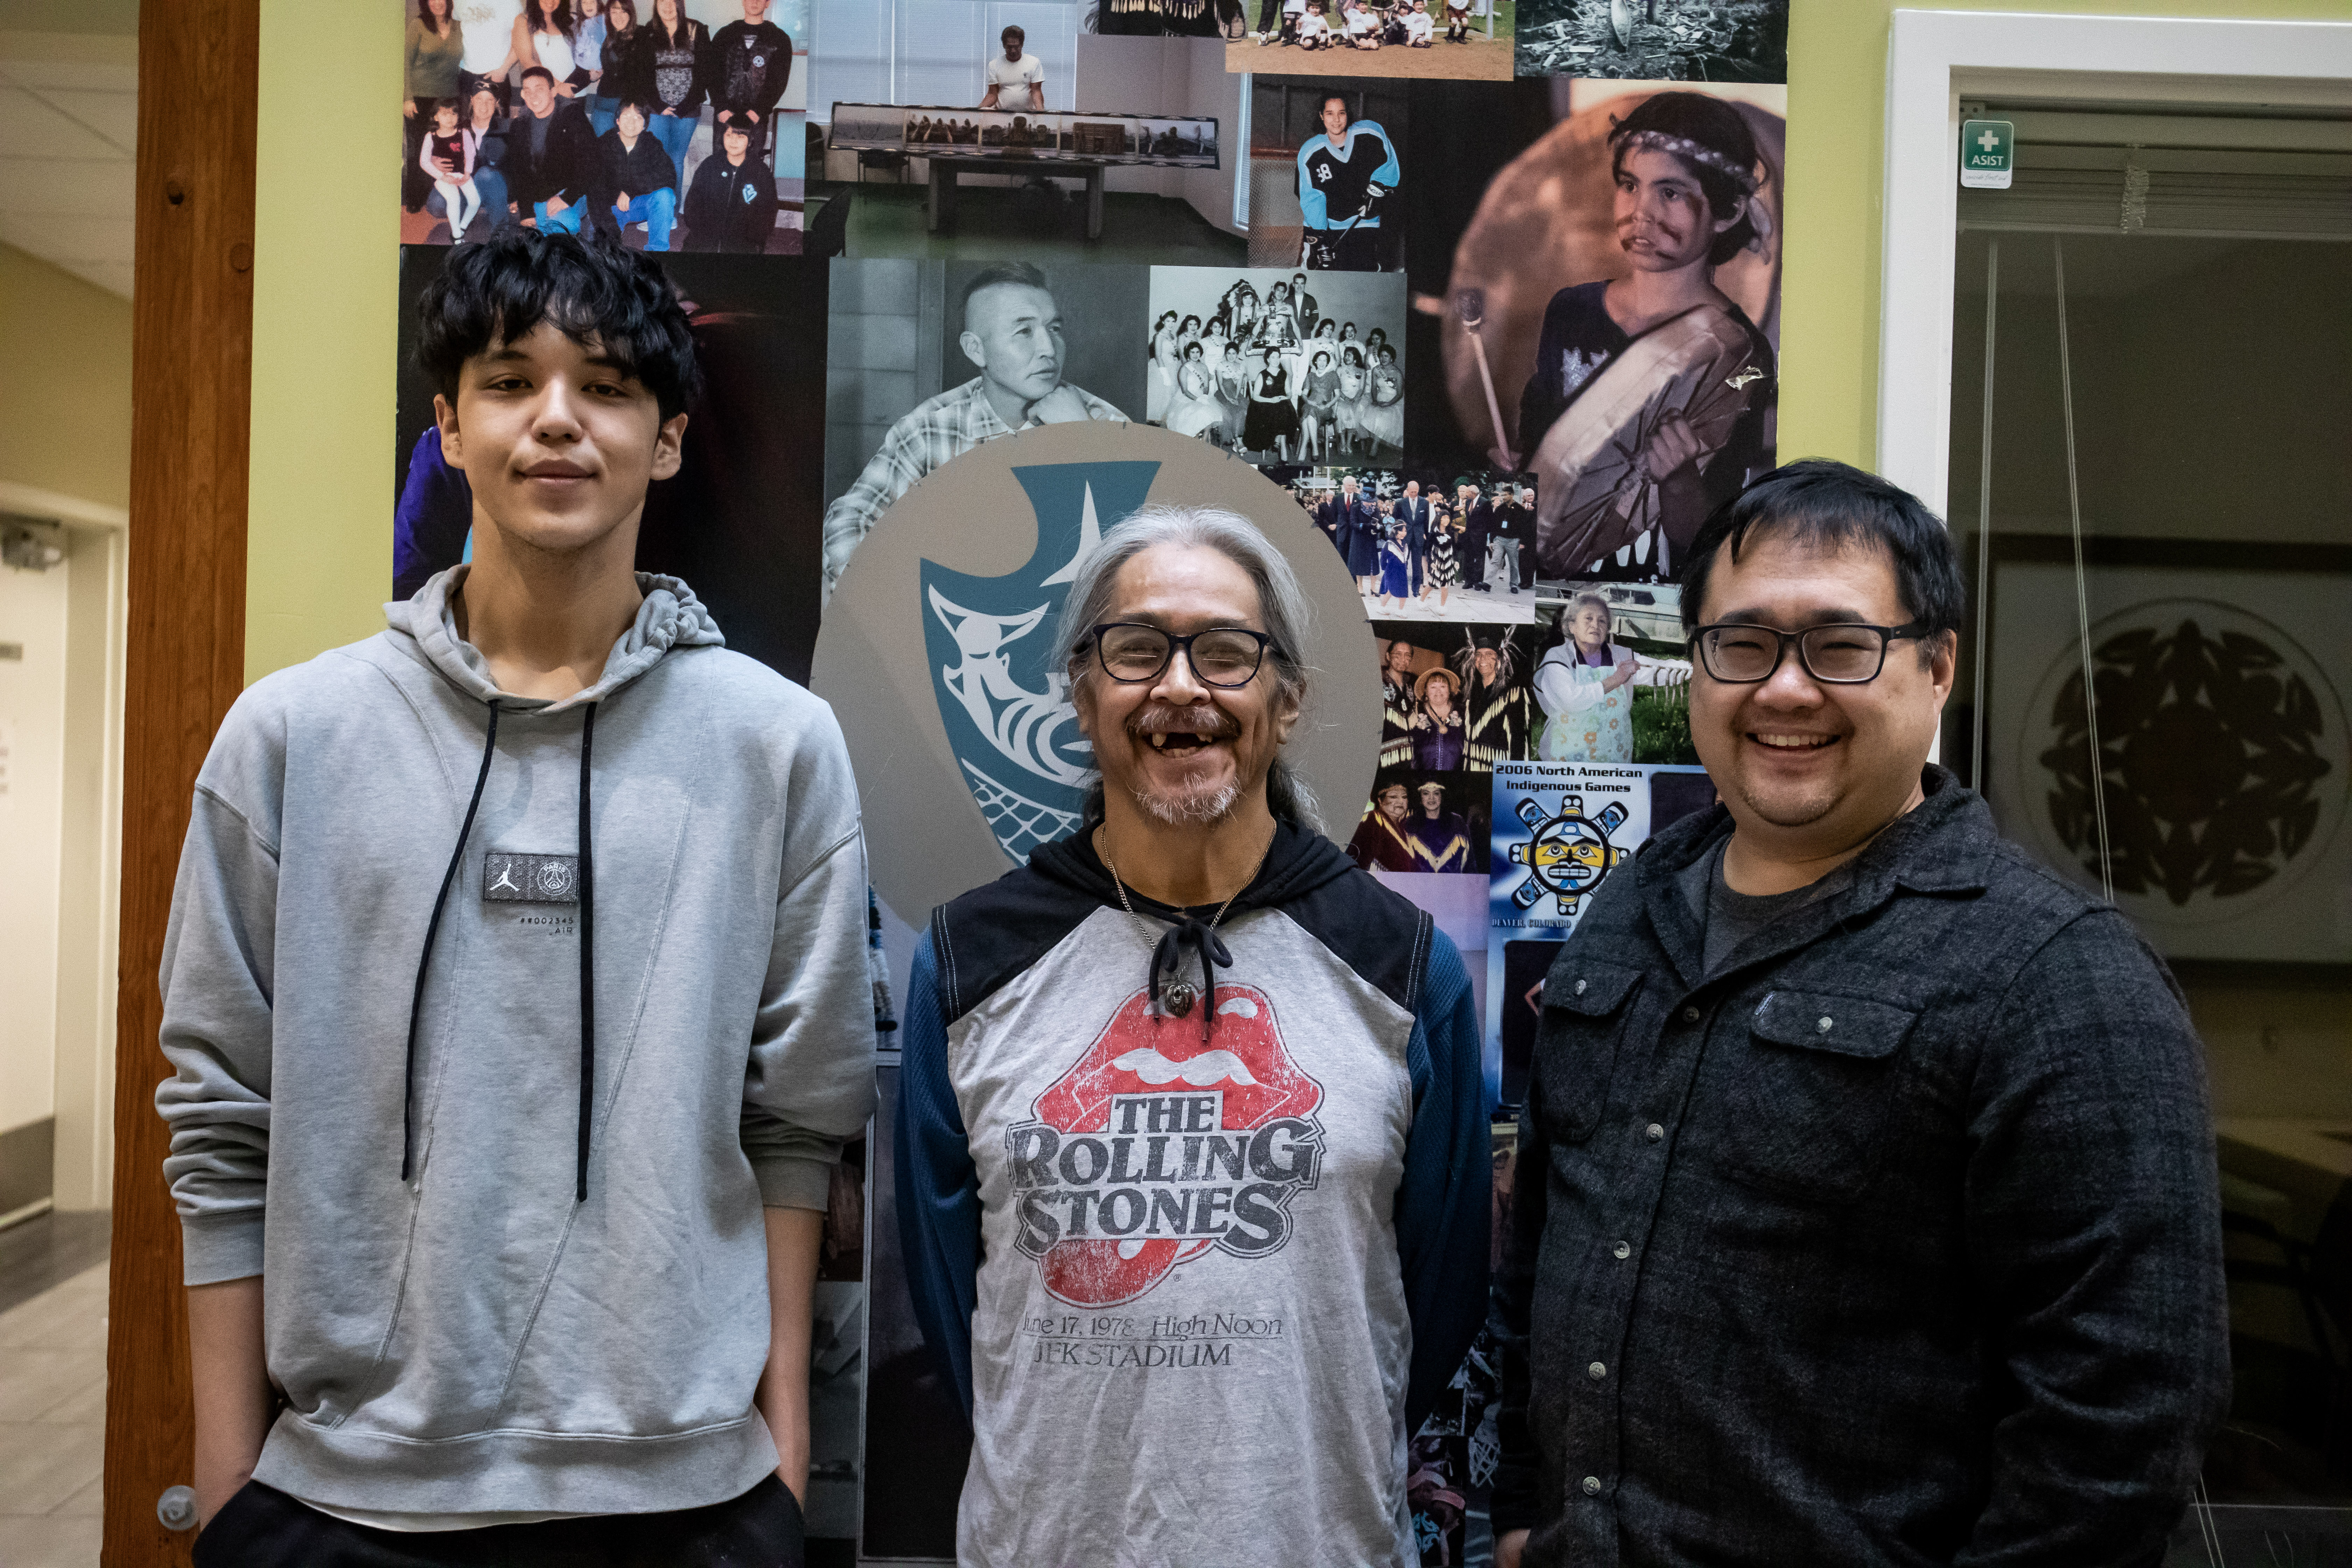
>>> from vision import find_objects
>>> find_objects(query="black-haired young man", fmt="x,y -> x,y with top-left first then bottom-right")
505,66 -> 600,235
682,118 -> 780,252
710,0 -> 793,161
1491,460 -> 2230,1568
161,232 -> 875,1564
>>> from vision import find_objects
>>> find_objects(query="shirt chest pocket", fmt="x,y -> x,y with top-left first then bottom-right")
1531,961 -> 1644,1145
1717,990 -> 1917,1204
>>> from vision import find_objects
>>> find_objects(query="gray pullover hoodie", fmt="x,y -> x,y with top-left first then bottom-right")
155,567 -> 877,1516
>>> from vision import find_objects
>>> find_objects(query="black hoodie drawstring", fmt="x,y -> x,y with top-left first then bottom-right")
1151,919 -> 1233,1043
403,702 -> 501,1183
401,698 -> 600,1204
574,702 -> 597,1202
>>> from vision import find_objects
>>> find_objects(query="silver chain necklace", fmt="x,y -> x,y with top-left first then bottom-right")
1098,822 -> 1275,1019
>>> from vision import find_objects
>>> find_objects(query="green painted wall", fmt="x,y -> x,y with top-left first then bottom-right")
1774,0 -> 2346,474
238,0 -> 2345,680
0,244 -> 132,513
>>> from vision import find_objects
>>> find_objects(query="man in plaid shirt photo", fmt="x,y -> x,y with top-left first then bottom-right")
821,262 -> 1126,595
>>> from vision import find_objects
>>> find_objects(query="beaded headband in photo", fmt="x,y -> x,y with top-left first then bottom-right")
1609,125 -> 1774,250
1609,127 -> 1762,195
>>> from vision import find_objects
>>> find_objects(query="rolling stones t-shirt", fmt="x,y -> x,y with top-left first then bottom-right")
903,823 -> 1489,1568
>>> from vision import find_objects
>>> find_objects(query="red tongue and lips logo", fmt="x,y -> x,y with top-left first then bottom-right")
1007,984 -> 1325,1308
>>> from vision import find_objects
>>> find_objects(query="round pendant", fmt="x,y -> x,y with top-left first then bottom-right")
1160,981 -> 1198,1018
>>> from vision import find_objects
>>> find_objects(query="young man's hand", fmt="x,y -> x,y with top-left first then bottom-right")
1497,1528 -> 1529,1568
755,1206 -> 825,1504
189,1276 -> 275,1526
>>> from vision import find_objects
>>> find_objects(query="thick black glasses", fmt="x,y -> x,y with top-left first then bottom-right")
1688,620 -> 1932,684
1088,623 -> 1276,688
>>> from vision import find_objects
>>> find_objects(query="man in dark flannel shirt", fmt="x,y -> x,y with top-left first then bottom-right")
1492,459 -> 2230,1568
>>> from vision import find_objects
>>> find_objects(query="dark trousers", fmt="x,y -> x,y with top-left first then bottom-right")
192,1475 -> 803,1568
1305,224 -> 1380,271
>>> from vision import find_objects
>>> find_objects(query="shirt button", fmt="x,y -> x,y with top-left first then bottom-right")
1681,1005 -> 1701,1023
1645,1123 -> 1665,1142
1588,1361 -> 1607,1381
1574,979 -> 1588,996
1582,1475 -> 1603,1496
1614,1240 -> 1631,1260
1818,1015 -> 1835,1034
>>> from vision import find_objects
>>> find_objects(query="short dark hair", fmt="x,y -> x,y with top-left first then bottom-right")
414,230 -> 700,421
1002,23 -> 1024,41
519,65 -> 557,88
959,261 -> 1050,325
1678,459 -> 1967,659
1609,91 -> 1761,266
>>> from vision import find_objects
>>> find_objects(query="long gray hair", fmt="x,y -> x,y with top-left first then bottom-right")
1049,504 -> 1323,832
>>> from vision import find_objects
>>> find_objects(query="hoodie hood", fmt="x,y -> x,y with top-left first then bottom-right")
1026,816 -> 1358,920
386,565 -> 727,715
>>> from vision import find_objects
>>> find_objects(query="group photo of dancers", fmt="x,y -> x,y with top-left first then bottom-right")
1275,467 -> 1545,623
1143,266 -> 1407,462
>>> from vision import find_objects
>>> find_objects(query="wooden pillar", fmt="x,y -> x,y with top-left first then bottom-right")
104,0 -> 258,1560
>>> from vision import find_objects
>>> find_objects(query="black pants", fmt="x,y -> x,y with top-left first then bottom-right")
193,1475 -> 803,1568
1304,225 -> 1381,271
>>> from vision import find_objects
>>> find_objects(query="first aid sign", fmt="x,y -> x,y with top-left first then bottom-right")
1960,120 -> 2014,190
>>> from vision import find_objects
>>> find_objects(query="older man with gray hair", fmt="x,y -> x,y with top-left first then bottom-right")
895,504 -> 1490,1567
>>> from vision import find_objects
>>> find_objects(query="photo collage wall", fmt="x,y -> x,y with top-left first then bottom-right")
391,1 -> 1789,1560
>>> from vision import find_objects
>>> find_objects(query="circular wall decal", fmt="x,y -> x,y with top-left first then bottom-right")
811,421 -> 1380,923
2016,596 -> 2347,927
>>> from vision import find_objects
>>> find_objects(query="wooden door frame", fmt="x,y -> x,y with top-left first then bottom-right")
104,0 -> 258,1560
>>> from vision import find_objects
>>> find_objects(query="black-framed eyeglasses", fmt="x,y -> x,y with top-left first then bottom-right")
1687,620 -> 1932,684
1086,623 -> 1277,688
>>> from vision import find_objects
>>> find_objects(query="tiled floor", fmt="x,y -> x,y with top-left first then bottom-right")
0,1258 -> 107,1566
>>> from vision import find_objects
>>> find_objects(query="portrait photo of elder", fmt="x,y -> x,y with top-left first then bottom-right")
1531,590 -> 1690,762
821,260 -> 1144,595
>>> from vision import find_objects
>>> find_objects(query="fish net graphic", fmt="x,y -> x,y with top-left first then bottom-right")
962,760 -> 1083,864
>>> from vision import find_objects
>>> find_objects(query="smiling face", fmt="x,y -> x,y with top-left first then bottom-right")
434,320 -> 686,564
1423,675 -> 1455,717
1475,647 -> 1499,683
1613,146 -> 1738,275
722,123 -> 750,162
1321,96 -> 1350,142
1383,639 -> 1413,678
520,72 -> 555,116
1073,544 -> 1299,829
616,101 -> 646,138
961,282 -> 1066,404
1418,782 -> 1446,818
1570,602 -> 1610,650
1688,531 -> 1955,859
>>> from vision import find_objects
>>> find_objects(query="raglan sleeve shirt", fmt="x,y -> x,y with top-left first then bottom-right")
894,923 -> 1491,1434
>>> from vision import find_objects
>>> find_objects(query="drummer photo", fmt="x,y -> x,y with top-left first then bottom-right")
1244,79 -> 1407,272
1529,581 -> 1700,765
1421,80 -> 1783,585
1144,264 -> 1408,461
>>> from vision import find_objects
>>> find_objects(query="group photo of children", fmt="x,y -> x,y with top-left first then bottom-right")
400,0 -> 807,253
1230,0 -> 1515,79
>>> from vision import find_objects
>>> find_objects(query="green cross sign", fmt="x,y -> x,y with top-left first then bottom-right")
1960,119 -> 2014,190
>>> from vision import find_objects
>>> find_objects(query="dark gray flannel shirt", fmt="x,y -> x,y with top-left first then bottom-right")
1491,766 -> 2231,1567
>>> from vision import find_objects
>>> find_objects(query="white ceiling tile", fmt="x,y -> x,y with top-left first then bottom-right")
28,89 -> 136,155
0,155 -> 134,216
0,85 -> 125,159
0,212 -> 134,262
34,254 -> 133,298
0,59 -> 138,96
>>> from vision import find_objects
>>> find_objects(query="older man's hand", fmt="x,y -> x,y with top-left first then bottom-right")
1027,384 -> 1097,426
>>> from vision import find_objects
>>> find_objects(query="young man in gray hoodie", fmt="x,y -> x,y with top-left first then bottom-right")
158,232 -> 875,1564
